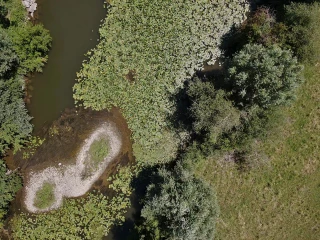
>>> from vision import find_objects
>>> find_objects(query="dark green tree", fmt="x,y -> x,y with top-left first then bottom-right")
0,159 -> 22,227
284,2 -> 320,64
139,166 -> 219,240
0,76 -> 32,154
187,78 -> 240,142
228,43 -> 303,109
0,27 -> 18,78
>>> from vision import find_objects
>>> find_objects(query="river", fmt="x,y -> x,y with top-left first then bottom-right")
27,0 -> 106,132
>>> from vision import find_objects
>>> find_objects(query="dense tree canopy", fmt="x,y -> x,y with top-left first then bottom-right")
0,76 -> 32,154
284,2 -> 320,64
187,77 -> 240,141
139,166 -> 219,240
0,159 -> 22,227
8,24 -> 51,74
228,43 -> 303,109
0,28 -> 17,78
74,0 -> 248,165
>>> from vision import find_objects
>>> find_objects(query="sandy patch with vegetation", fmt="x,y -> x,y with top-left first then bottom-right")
24,122 -> 122,213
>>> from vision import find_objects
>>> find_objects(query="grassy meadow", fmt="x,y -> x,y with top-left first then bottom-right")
194,65 -> 320,239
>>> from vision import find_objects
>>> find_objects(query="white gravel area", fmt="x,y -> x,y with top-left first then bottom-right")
24,122 -> 122,213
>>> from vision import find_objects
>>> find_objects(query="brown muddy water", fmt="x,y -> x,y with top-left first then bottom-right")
27,0 -> 106,132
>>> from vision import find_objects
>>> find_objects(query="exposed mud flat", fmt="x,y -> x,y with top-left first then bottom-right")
24,122 -> 122,213
6,108 -> 134,215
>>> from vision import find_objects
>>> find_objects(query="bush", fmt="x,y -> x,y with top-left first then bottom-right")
284,2 -> 320,64
8,23 -> 52,74
139,166 -> 219,240
187,77 -> 240,142
228,43 -> 303,109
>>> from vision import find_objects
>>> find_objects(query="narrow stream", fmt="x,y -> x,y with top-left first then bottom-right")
27,0 -> 106,132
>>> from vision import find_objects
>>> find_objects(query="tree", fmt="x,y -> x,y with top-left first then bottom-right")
0,27 -> 18,78
187,77 -> 240,142
227,43 -> 303,109
8,23 -> 52,74
139,166 -> 219,240
0,159 -> 22,227
284,2 -> 320,64
0,76 -> 32,154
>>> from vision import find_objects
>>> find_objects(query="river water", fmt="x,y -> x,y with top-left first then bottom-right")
27,0 -> 106,132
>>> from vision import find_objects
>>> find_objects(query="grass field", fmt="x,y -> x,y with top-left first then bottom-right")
194,65 -> 320,239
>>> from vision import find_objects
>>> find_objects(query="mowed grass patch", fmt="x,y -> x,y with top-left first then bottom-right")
34,182 -> 55,209
194,65 -> 320,240
88,138 -> 109,169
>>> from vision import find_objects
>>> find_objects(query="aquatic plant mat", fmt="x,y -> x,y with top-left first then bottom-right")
24,121 -> 122,213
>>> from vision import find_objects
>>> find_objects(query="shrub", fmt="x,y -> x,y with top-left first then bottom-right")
228,43 -> 303,109
139,166 -> 219,240
284,2 -> 320,64
187,77 -> 241,142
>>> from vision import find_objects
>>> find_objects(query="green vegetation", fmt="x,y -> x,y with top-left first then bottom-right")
0,0 -> 51,232
228,43 -> 302,109
284,2 -> 320,64
11,166 -> 133,239
0,159 -> 22,227
73,0 -> 248,165
33,182 -> 55,209
187,64 -> 320,239
187,77 -> 241,143
89,138 -> 109,168
138,165 -> 219,240
0,0 -> 51,154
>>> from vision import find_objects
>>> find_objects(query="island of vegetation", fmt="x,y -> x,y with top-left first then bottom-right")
1,0 -> 320,239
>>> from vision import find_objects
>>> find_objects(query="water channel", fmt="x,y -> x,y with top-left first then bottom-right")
27,0 -> 106,132
2,1 -> 138,239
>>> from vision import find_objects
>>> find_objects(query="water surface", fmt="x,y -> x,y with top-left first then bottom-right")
27,0 -> 106,132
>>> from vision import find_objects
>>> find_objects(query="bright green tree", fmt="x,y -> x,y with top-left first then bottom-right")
228,43 -> 303,109
8,24 -> 51,74
139,166 -> 219,240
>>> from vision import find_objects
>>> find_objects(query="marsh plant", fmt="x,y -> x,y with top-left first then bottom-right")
34,182 -> 55,209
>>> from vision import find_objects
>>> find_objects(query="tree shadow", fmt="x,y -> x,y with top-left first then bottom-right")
106,165 -> 163,240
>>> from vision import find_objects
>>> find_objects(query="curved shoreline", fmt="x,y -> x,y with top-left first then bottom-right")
24,122 -> 122,213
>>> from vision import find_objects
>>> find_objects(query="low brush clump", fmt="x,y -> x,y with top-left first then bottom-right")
33,182 -> 55,209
